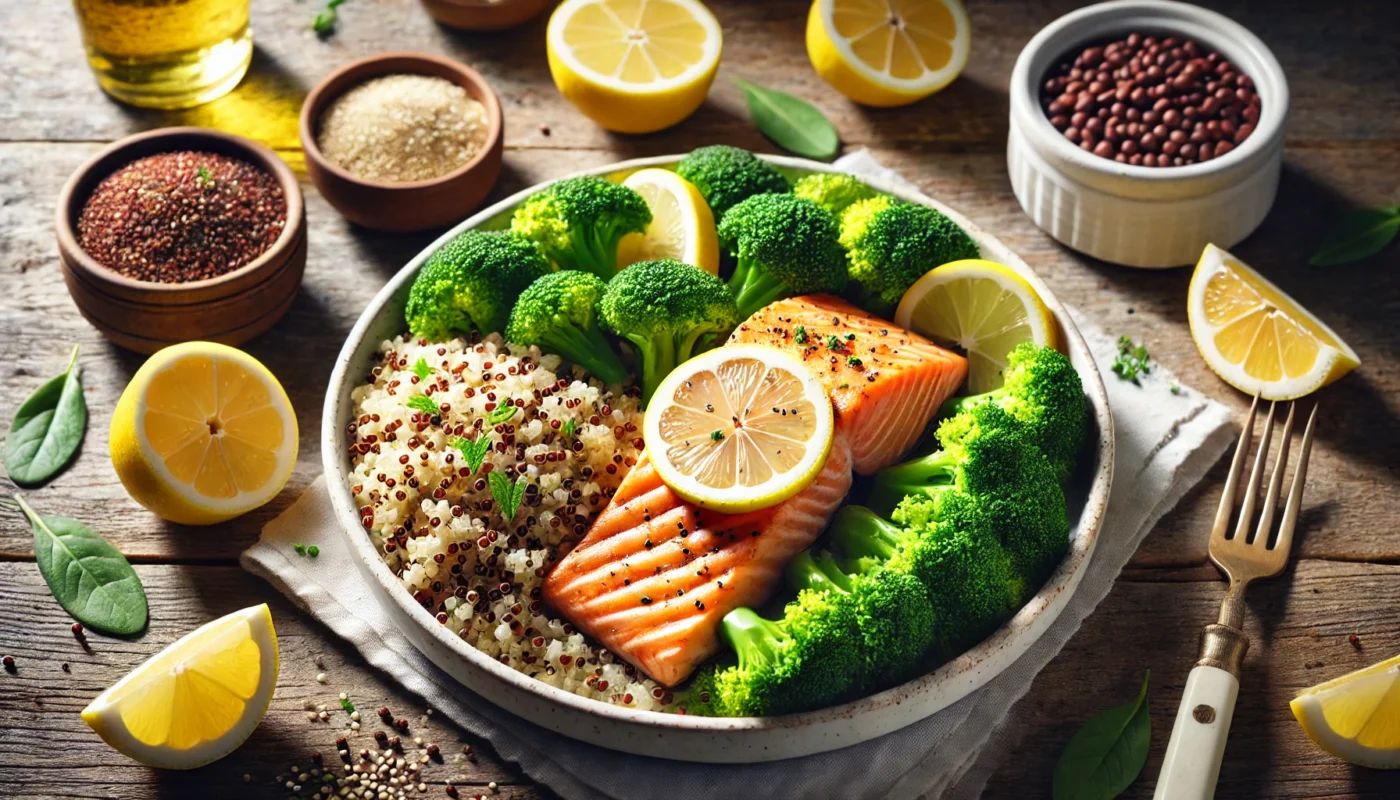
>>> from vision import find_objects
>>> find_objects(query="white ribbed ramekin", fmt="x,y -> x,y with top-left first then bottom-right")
1007,0 -> 1288,268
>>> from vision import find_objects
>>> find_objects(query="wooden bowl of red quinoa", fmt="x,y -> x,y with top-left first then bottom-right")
55,126 -> 306,354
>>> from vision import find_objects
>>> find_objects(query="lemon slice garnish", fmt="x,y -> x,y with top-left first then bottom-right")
1291,653 -> 1400,769
618,167 -> 719,274
81,604 -> 279,769
895,259 -> 1057,393
643,344 -> 834,513
806,0 -> 970,108
546,0 -> 722,133
1188,244 -> 1358,400
110,341 -> 298,525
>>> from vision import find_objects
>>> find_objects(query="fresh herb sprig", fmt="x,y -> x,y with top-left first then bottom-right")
406,395 -> 440,416
3,345 -> 87,486
486,405 -> 518,426
312,0 -> 346,35
196,165 -> 214,188
734,78 -> 839,161
1111,336 -> 1151,385
561,418 -> 577,440
488,471 -> 528,522
1052,671 -> 1151,800
450,435 -> 492,474
412,357 -> 432,382
1309,204 -> 1400,266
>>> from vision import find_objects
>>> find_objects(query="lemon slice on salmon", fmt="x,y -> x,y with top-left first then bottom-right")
110,341 -> 298,526
644,344 -> 834,513
1291,653 -> 1400,769
895,259 -> 1057,393
618,167 -> 720,273
806,0 -> 971,107
1188,244 -> 1359,400
81,604 -> 279,769
546,0 -> 723,133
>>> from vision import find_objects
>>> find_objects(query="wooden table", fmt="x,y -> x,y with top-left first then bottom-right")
3,1 -> 1397,797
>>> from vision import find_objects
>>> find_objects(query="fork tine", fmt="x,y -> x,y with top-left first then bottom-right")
1234,400 -> 1276,543
1212,395 -> 1258,542
1273,403 -> 1318,556
1255,402 -> 1295,548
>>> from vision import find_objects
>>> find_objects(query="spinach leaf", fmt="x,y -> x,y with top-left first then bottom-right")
1308,205 -> 1400,267
734,78 -> 840,161
489,471 -> 527,522
3,346 -> 87,486
1053,671 -> 1151,800
17,495 -> 147,635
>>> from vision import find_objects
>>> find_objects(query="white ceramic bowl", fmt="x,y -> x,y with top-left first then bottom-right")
322,155 -> 1115,762
1007,0 -> 1289,268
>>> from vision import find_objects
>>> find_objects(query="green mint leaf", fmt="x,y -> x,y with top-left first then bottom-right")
412,357 -> 432,382
489,471 -> 526,522
311,0 -> 345,34
1053,671 -> 1151,800
340,697 -> 355,713
18,495 -> 147,635
406,395 -> 439,416
3,345 -> 86,486
486,404 -> 518,426
733,78 -> 840,161
450,436 -> 491,474
1308,205 -> 1400,267
561,418 -> 577,439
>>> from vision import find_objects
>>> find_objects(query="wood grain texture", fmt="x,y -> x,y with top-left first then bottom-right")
1,0 -> 1398,797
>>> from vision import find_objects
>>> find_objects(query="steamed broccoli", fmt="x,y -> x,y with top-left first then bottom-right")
599,258 -> 739,404
786,550 -> 937,689
793,172 -> 877,218
675,145 -> 791,217
718,193 -> 847,320
506,271 -> 628,385
405,230 -> 551,340
839,196 -> 979,313
510,175 -> 651,279
940,342 -> 1087,482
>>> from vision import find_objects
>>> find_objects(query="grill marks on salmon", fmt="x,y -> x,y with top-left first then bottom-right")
728,295 -> 968,475
543,435 -> 853,687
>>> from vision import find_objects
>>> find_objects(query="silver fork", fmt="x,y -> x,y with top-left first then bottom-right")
1154,397 -> 1319,800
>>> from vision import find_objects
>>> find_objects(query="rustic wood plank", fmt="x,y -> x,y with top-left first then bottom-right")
0,562 -> 551,800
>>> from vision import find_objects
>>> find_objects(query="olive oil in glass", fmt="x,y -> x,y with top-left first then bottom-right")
73,0 -> 252,109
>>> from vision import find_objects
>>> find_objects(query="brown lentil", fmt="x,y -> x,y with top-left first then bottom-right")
76,151 -> 286,282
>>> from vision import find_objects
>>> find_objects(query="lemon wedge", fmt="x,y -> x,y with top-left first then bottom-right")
1291,653 -> 1400,769
81,604 -> 279,769
806,0 -> 970,108
110,341 -> 298,526
644,344 -> 834,513
1188,244 -> 1359,400
895,259 -> 1057,393
618,167 -> 719,273
547,0 -> 722,133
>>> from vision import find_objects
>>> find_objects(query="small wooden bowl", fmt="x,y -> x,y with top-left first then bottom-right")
300,53 -> 504,232
419,0 -> 555,31
55,127 -> 307,354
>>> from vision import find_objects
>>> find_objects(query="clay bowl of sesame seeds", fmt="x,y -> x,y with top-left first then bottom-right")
55,126 -> 307,354
300,52 -> 505,233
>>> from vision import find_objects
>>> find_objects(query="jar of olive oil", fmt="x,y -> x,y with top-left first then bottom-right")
73,0 -> 252,109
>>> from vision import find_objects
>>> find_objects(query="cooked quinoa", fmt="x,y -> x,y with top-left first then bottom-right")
347,333 -> 679,710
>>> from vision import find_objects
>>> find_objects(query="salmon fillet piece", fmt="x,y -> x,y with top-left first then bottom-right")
543,434 -> 853,687
728,294 -> 968,475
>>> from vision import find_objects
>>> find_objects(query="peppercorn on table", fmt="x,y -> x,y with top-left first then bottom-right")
2,1 -> 1399,798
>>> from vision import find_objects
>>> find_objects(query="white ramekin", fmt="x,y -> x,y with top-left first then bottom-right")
1007,0 -> 1289,268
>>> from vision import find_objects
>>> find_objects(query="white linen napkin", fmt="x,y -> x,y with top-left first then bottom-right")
242,152 -> 1236,799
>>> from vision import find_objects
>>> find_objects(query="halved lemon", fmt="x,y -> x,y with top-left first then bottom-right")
644,344 -> 834,513
82,604 -> 279,770
1291,653 -> 1400,769
618,168 -> 719,273
546,0 -> 722,133
1188,244 -> 1358,400
806,0 -> 971,108
895,259 -> 1057,393
110,341 -> 298,526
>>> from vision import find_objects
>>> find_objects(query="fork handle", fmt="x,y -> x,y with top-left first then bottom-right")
1154,623 -> 1249,799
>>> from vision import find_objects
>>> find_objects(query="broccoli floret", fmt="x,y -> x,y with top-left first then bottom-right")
793,173 -> 878,218
405,230 -> 551,340
599,258 -> 739,404
675,145 -> 791,217
509,175 -> 651,279
941,342 -> 1087,483
718,194 -> 847,320
786,549 -> 936,689
704,592 -> 861,716
839,196 -> 979,313
506,271 -> 628,385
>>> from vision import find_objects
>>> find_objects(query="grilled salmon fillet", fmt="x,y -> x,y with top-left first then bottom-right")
543,434 -> 853,687
728,295 -> 967,475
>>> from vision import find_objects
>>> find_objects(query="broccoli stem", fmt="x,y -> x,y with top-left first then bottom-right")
830,505 -> 904,564
721,607 -> 785,672
625,333 -> 677,405
571,223 -> 626,280
727,261 -> 791,319
786,550 -> 855,595
538,323 -> 629,386
867,450 -> 959,514
939,389 -> 1000,420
